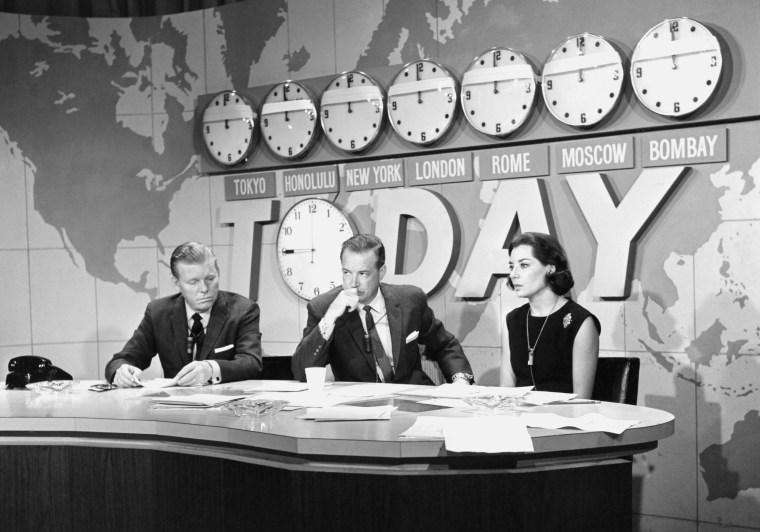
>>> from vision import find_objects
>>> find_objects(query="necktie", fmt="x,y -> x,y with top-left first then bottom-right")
364,306 -> 393,383
190,313 -> 205,360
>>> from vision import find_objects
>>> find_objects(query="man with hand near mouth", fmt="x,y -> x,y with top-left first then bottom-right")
292,234 -> 474,385
106,241 -> 262,387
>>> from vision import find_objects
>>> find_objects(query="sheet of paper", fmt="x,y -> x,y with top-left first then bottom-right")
523,391 -> 577,405
443,417 -> 534,453
329,383 -> 417,398
242,381 -> 309,392
253,391 -> 349,408
398,416 -> 447,439
148,393 -> 250,408
140,377 -> 179,389
416,398 -> 468,408
402,384 -> 533,399
297,405 -> 395,421
520,412 -> 639,435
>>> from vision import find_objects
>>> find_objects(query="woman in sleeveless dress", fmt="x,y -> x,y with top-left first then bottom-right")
500,232 -> 600,398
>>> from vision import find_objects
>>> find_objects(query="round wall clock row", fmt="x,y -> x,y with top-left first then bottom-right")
201,17 -> 723,166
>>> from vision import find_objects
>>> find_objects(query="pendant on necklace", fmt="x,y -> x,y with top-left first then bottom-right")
528,348 -> 534,366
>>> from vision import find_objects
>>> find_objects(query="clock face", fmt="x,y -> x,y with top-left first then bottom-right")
387,59 -> 458,146
276,198 -> 355,300
261,81 -> 319,160
201,90 -> 256,166
541,33 -> 624,128
320,70 -> 385,153
461,47 -> 537,137
631,18 -> 722,117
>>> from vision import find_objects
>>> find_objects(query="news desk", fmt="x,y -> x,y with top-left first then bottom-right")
0,381 -> 673,532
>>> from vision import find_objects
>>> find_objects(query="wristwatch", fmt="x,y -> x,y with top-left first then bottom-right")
451,372 -> 475,384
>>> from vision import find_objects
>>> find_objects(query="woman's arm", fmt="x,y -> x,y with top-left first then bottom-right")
572,316 -> 600,398
500,320 -> 517,387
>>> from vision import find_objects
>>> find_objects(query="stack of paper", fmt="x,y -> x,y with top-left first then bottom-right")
399,416 -> 533,452
403,384 -> 533,399
148,394 -> 250,409
297,405 -> 395,421
521,412 -> 639,435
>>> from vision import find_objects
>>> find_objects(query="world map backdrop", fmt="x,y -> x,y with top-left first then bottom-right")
0,0 -> 758,530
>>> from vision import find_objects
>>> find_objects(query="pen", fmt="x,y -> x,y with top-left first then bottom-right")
562,399 -> 601,404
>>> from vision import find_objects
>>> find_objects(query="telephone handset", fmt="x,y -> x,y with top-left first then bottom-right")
6,355 -> 73,389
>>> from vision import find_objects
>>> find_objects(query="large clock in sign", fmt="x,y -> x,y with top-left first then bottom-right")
276,198 -> 355,300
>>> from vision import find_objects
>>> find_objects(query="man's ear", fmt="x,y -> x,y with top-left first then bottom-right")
379,264 -> 387,280
171,275 -> 179,289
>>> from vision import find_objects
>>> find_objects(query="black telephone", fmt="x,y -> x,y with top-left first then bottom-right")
6,355 -> 73,389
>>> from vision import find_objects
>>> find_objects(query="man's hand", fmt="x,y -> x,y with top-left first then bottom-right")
324,288 -> 360,325
176,361 -> 213,387
113,364 -> 143,387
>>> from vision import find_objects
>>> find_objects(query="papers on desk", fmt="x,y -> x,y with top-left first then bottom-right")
402,384 -> 533,399
253,391 -> 349,408
329,383 -> 417,398
140,377 -> 180,389
521,413 -> 639,435
522,391 -> 577,405
148,394 -> 250,409
297,405 -> 396,421
242,381 -> 310,392
399,416 -> 534,452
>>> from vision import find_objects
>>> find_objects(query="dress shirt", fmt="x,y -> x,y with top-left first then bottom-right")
361,292 -> 394,371
184,304 -> 221,384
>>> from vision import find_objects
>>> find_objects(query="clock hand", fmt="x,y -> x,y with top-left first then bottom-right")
670,21 -> 678,70
416,65 -> 422,104
493,51 -> 499,94
284,83 -> 290,122
347,74 -> 353,114
281,248 -> 316,254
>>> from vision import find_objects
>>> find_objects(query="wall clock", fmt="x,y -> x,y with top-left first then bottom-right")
541,33 -> 624,128
276,198 -> 355,300
260,81 -> 319,160
461,47 -> 537,137
387,59 -> 458,146
201,90 -> 256,167
631,17 -> 723,118
320,70 -> 385,153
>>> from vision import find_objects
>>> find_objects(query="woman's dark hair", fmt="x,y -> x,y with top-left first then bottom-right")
507,232 -> 574,295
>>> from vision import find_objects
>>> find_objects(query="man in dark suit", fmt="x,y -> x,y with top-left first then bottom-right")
106,242 -> 262,387
292,234 -> 473,385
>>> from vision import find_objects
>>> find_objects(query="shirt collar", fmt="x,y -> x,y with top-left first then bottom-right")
185,303 -> 211,327
362,288 -> 386,316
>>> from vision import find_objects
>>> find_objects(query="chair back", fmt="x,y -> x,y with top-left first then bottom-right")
591,357 -> 640,405
260,356 -> 294,380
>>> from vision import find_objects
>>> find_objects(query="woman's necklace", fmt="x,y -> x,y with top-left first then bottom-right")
526,297 -> 560,366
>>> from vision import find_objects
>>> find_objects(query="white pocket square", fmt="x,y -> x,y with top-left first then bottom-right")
405,331 -> 419,344
214,344 -> 234,353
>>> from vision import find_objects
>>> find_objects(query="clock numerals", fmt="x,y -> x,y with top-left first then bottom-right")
541,33 -> 624,128
276,199 -> 355,300
261,81 -> 319,160
201,90 -> 256,167
461,47 -> 537,137
631,17 -> 722,118
388,60 -> 458,146
320,71 -> 385,153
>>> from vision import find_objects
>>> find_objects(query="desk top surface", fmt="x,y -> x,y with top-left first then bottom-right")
0,380 -> 674,462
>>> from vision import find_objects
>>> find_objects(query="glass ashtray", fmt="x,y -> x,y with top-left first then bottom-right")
463,393 -> 525,413
222,398 -> 288,417
26,380 -> 76,393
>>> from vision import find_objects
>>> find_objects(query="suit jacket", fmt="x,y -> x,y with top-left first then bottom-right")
105,291 -> 263,383
291,283 -> 472,385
